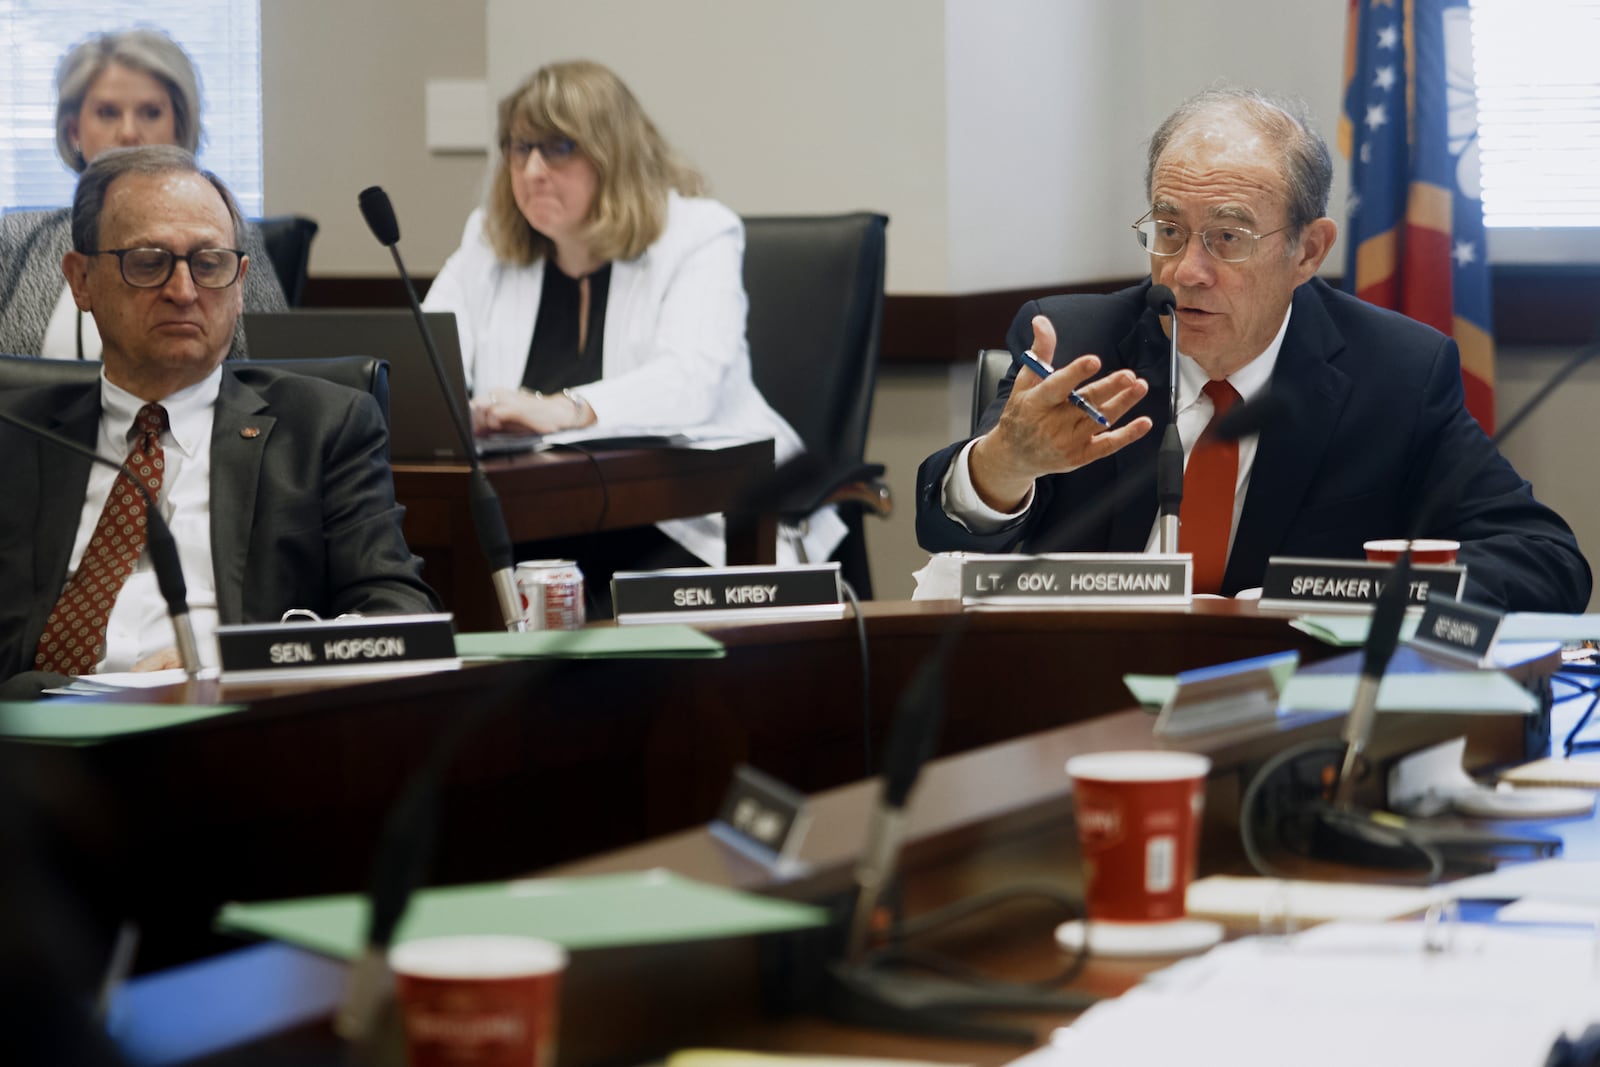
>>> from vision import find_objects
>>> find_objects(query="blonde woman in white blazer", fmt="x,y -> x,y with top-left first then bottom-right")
424,60 -> 843,588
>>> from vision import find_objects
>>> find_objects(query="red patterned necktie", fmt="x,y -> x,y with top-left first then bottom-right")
1179,380 -> 1241,596
34,403 -> 168,675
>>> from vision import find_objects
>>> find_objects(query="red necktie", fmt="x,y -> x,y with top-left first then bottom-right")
1179,380 -> 1240,596
35,403 -> 168,675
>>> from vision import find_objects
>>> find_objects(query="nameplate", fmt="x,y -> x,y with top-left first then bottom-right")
709,764 -> 812,875
611,563 -> 844,625
1258,557 -> 1466,613
217,613 -> 460,682
1408,594 -> 1504,666
1154,650 -> 1299,738
960,553 -> 1192,608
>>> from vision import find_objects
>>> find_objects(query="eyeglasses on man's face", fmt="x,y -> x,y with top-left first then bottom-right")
92,247 -> 244,289
1131,211 -> 1290,264
505,134 -> 580,168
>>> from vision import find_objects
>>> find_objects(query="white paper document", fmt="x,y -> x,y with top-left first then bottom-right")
1035,922 -> 1600,1067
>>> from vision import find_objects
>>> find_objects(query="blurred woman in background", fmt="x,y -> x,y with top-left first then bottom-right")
425,59 -> 842,603
0,27 -> 286,359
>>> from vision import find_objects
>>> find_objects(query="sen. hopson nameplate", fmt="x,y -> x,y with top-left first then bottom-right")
217,613 -> 460,683
960,553 -> 1192,609
1257,556 -> 1466,613
612,563 -> 845,625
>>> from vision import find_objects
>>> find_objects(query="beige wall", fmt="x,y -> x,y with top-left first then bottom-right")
261,0 -> 489,275
261,0 -> 1596,605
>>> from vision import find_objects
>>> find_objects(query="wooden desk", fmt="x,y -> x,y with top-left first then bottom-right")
6,604 -> 1552,969
393,439 -> 778,630
112,690 -> 1549,1066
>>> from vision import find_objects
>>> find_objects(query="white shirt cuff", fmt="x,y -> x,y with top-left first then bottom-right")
940,438 -> 1033,533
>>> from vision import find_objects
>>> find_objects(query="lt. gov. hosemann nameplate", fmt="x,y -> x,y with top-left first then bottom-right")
216,613 -> 460,683
961,553 -> 1192,609
612,563 -> 845,624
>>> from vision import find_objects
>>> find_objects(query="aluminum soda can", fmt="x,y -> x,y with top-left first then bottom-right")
515,559 -> 586,631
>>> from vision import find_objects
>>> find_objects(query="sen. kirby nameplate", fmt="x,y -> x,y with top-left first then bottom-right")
1258,557 -> 1466,613
961,553 -> 1192,608
612,563 -> 844,625
217,613 -> 459,682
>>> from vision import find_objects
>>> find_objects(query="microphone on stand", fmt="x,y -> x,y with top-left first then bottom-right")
357,186 -> 525,634
845,640 -> 949,963
0,408 -> 200,679
1146,285 -> 1182,554
1249,329 -> 1600,874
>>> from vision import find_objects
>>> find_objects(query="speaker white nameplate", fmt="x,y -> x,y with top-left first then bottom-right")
611,563 -> 844,625
961,553 -> 1192,608
1258,557 -> 1466,613
217,613 -> 459,682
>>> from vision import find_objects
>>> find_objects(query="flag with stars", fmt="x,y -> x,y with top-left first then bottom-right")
1341,0 -> 1495,431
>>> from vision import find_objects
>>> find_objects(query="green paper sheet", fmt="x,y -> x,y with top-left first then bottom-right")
1123,674 -> 1176,708
455,625 -> 724,660
0,701 -> 246,744
1294,610 -> 1600,649
1291,614 -> 1422,647
216,869 -> 827,959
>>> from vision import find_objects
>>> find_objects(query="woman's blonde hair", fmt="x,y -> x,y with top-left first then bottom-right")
55,28 -> 202,173
485,60 -> 706,266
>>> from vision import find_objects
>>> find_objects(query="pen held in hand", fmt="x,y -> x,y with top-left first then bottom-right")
1019,349 -> 1111,427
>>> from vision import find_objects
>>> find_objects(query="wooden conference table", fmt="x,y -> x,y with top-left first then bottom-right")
392,438 -> 778,631
6,602 -> 1555,970
119,678 -> 1560,1066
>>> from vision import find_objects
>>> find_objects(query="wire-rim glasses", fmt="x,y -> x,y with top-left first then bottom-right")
1132,210 -> 1290,264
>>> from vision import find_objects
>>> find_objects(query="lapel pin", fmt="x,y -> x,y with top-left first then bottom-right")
240,426 -> 261,439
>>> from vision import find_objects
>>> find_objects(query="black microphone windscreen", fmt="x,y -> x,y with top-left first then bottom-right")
358,186 -> 401,246
1146,285 -> 1176,315
1213,390 -> 1290,442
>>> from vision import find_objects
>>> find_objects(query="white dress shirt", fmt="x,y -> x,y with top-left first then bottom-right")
943,307 -> 1293,560
62,368 -> 222,672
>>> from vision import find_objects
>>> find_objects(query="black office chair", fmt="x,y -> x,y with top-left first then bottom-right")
251,215 -> 320,307
0,353 -> 390,425
743,212 -> 892,598
971,348 -> 1014,436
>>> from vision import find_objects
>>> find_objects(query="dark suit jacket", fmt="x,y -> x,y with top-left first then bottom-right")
916,278 -> 1591,613
0,365 -> 439,678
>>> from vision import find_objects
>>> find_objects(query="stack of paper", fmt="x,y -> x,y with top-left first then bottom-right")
1028,922 -> 1600,1066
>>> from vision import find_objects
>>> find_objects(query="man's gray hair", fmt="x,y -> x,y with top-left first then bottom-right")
71,144 -> 243,254
1145,87 -> 1333,236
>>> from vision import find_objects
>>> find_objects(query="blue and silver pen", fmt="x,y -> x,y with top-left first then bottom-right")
1019,349 -> 1110,427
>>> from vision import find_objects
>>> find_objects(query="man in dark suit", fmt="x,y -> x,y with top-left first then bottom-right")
917,87 -> 1588,613
0,144 -> 437,689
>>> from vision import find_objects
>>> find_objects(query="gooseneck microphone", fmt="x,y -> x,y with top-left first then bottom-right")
846,639 -> 950,962
1330,333 -> 1600,803
0,408 -> 200,678
357,186 -> 525,634
1146,285 -> 1182,554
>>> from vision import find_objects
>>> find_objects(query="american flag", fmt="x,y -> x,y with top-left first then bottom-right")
1341,0 -> 1496,431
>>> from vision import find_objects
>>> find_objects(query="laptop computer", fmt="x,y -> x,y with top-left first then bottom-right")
244,309 -> 533,462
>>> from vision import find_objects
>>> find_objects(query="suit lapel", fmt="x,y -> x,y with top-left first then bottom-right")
34,386 -> 99,602
1109,313 -> 1174,550
210,371 -> 275,623
1225,281 -> 1352,590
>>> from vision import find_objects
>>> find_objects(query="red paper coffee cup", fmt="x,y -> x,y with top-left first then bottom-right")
1066,751 -> 1211,923
391,935 -> 567,1067
1364,538 -> 1460,564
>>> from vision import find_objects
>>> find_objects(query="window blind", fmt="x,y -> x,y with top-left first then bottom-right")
0,2 -> 263,215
